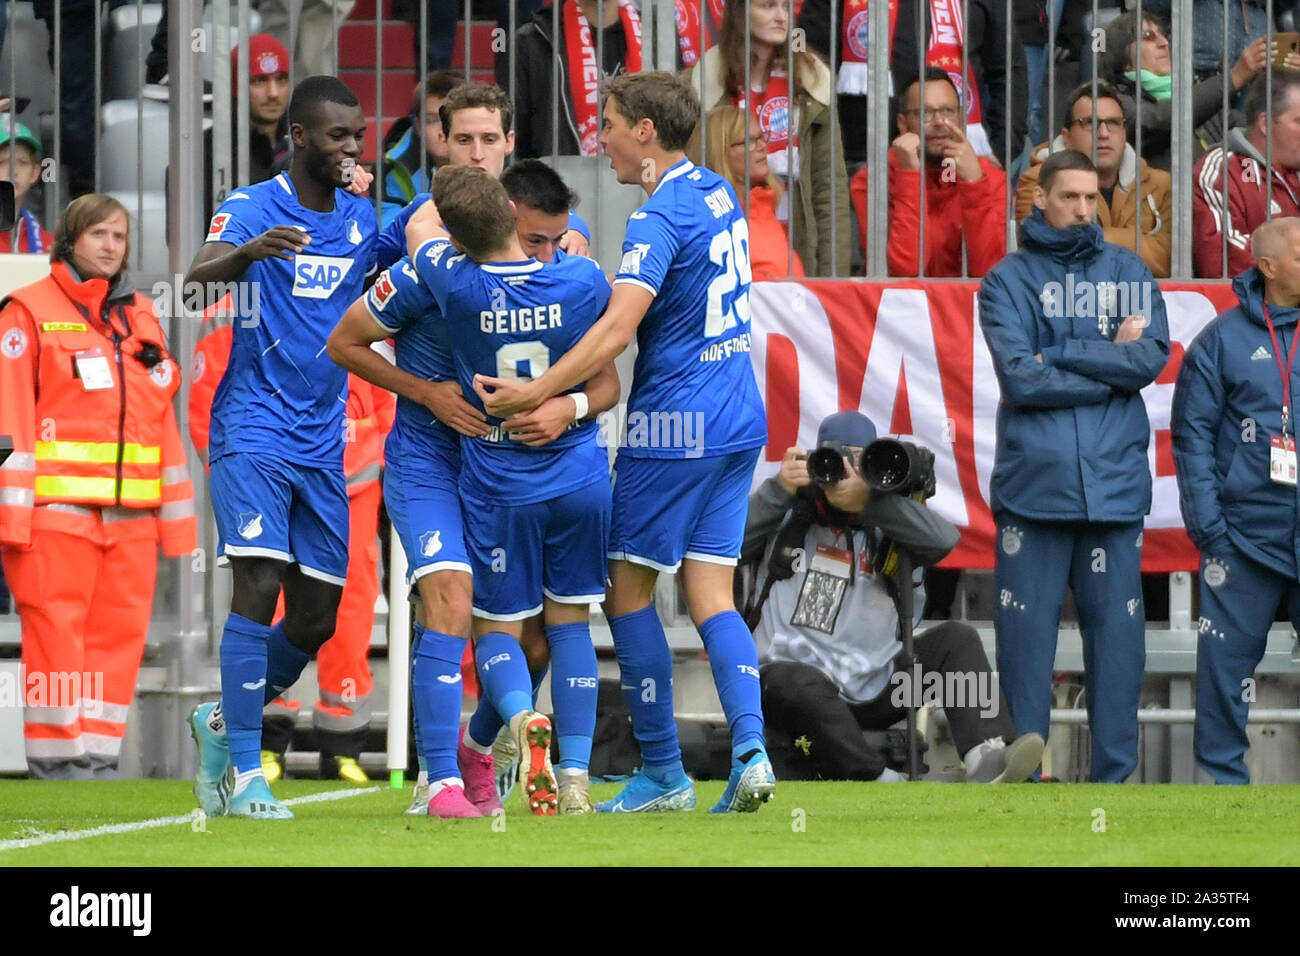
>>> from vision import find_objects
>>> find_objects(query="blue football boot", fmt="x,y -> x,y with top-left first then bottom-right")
595,768 -> 696,813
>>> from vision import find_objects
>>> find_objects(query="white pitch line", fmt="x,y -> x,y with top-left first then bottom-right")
0,786 -> 382,853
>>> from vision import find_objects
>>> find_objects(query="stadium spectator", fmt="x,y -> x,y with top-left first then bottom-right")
1193,70 -> 1300,278
891,0 -> 1027,167
1101,11 -> 1277,173
1143,0 -> 1269,80
850,68 -> 1006,277
1016,0 -> 1064,153
255,0 -> 354,78
741,411 -> 1045,783
1017,82 -> 1172,278
694,104 -> 806,280
499,0 -> 645,159
979,149 -> 1170,783
1173,216 -> 1300,785
683,0 -> 851,276
0,193 -> 197,778
0,119 -> 53,254
33,0 -> 97,198
393,0 -> 458,72
379,70 -> 466,226
207,34 -> 292,215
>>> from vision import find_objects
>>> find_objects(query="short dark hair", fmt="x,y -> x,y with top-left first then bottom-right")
1039,148 -> 1098,192
604,72 -> 699,151
896,66 -> 960,116
439,83 -> 513,137
499,159 -> 576,217
1245,68 -> 1300,129
1062,81 -> 1130,132
413,69 -> 465,114
431,165 -> 515,259
288,74 -> 360,129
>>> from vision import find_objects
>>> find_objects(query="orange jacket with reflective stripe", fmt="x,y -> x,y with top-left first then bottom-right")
187,296 -> 394,494
0,261 -> 197,555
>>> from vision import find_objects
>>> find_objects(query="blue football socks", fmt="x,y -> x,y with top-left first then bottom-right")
546,621 -> 597,771
220,612 -> 272,774
475,632 -> 534,725
609,604 -> 682,783
264,620 -> 312,705
699,610 -> 766,763
411,623 -> 468,782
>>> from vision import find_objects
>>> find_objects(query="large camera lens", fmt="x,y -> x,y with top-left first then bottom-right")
862,439 -> 917,493
807,447 -> 847,486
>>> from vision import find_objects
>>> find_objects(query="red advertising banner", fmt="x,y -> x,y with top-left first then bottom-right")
748,280 -> 1241,571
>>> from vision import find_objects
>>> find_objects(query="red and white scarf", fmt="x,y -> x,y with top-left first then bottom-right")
925,0 -> 990,153
675,0 -> 726,68
731,65 -> 801,180
838,0 -> 894,95
564,0 -> 643,156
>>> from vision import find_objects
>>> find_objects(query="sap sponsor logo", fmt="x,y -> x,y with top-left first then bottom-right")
292,255 -> 355,299
49,886 -> 152,936
619,242 -> 652,275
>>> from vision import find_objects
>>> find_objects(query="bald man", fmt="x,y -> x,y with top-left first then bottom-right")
1172,215 -> 1300,784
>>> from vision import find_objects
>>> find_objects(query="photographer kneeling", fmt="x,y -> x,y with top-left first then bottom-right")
741,412 -> 1044,782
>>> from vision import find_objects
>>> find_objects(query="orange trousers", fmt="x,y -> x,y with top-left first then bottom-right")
2,513 -> 158,778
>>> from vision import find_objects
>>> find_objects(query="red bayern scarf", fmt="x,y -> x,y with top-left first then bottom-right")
564,0 -> 643,156
926,0 -> 983,127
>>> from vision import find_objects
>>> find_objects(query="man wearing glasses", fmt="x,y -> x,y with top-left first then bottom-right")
1017,82 -> 1173,278
849,68 -> 1007,278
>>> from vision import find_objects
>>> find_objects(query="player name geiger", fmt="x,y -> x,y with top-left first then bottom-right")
479,302 -> 564,334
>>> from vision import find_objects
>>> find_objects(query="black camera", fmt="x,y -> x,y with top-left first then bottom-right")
807,445 -> 848,486
861,438 -> 936,499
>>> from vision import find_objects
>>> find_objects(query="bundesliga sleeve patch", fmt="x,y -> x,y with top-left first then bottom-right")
370,270 -> 396,309
207,213 -> 233,241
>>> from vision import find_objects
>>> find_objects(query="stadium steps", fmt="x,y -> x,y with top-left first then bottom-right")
341,0 -> 499,165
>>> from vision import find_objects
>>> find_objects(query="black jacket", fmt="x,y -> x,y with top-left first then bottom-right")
497,6 -> 630,159
891,0 -> 1028,167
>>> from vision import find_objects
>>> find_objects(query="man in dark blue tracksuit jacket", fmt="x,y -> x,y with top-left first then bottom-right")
1172,218 -> 1300,784
979,149 -> 1170,783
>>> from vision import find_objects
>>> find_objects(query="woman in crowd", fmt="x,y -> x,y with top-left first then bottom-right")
696,103 -> 806,281
1101,10 -> 1277,171
0,194 -> 196,779
683,0 -> 850,276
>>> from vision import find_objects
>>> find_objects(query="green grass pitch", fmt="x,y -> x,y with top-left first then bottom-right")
1,779 -> 1296,866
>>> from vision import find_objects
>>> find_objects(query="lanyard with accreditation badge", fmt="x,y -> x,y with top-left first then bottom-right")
1264,303 -> 1299,487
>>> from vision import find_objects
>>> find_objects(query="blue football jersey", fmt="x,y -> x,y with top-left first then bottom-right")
413,238 -> 610,506
613,158 -> 767,459
205,173 -> 379,468
364,255 -> 460,461
376,190 -> 592,274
